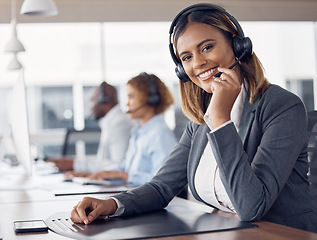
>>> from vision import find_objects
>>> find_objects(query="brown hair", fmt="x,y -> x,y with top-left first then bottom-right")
127,73 -> 174,114
173,9 -> 269,124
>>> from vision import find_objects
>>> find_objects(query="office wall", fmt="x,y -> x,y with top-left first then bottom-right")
1,0 -> 317,23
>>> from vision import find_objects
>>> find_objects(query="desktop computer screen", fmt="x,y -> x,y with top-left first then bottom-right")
6,70 -> 32,176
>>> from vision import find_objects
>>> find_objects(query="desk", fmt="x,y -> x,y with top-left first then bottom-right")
0,172 -> 317,240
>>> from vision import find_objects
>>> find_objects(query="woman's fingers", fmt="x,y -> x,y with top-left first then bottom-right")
70,197 -> 116,225
70,201 -> 84,223
71,198 -> 94,224
216,67 -> 240,87
209,67 -> 242,128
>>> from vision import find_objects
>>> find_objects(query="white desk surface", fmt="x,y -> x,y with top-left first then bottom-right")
0,165 -> 317,240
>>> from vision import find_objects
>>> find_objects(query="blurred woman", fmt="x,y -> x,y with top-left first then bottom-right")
67,72 -> 177,187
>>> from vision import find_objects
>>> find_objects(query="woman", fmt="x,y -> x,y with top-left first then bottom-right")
70,4 -> 317,232
66,72 -> 176,187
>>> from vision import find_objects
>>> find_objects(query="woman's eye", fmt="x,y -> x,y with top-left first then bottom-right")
182,55 -> 191,62
202,45 -> 213,52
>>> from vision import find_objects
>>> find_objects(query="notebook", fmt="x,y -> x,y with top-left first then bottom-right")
52,185 -> 131,196
71,177 -> 127,186
52,177 -> 132,196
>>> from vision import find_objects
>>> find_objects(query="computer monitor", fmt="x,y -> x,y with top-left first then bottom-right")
6,70 -> 32,176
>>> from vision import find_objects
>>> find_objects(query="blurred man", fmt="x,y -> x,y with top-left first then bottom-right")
47,82 -> 133,173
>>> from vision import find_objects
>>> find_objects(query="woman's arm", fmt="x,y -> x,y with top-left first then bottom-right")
111,122 -> 198,216
70,121 -> 197,222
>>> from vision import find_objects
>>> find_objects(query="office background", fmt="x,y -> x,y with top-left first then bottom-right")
0,0 -> 317,159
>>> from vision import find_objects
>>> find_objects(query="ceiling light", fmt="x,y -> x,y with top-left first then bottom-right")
7,54 -> 23,70
4,19 -> 25,53
20,0 -> 58,16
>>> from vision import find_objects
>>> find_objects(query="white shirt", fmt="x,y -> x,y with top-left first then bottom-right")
195,85 -> 246,213
74,105 -> 133,172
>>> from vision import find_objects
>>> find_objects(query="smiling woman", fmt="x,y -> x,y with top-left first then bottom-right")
69,4 -> 317,233
0,10 -> 314,208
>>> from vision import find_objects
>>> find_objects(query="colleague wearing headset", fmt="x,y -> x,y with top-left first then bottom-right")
47,82 -> 133,173
66,72 -> 177,187
70,4 -> 317,232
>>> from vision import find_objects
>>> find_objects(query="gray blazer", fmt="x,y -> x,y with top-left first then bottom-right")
115,84 -> 317,232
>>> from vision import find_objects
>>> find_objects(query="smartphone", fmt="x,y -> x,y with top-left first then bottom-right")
14,220 -> 48,233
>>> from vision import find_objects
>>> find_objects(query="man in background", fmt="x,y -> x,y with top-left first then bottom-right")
47,82 -> 133,173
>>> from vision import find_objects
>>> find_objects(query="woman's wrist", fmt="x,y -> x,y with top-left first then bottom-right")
212,117 -> 230,129
106,198 -> 118,215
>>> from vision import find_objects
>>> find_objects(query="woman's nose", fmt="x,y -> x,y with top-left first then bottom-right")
193,54 -> 207,69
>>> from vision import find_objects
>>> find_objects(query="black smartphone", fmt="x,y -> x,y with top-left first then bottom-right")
14,220 -> 48,233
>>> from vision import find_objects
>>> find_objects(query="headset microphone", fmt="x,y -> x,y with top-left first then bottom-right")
213,51 -> 247,79
126,103 -> 147,114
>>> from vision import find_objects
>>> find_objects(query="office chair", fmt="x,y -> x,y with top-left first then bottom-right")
62,128 -> 101,157
307,110 -> 317,209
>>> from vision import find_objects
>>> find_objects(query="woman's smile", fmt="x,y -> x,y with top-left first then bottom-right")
197,68 -> 217,81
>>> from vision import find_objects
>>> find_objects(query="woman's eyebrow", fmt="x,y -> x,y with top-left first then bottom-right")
197,39 -> 215,48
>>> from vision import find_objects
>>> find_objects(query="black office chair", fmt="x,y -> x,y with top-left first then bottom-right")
307,111 -> 317,209
62,128 -> 101,157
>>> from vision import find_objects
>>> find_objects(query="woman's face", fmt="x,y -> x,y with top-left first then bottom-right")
176,21 -> 236,93
126,84 -> 147,119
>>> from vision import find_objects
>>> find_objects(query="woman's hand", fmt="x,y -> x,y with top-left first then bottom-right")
209,67 -> 241,128
46,157 -> 74,171
64,171 -> 90,180
70,197 -> 118,224
88,171 -> 128,181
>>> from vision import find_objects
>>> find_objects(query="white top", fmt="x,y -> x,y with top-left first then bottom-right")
195,85 -> 246,213
74,105 -> 133,172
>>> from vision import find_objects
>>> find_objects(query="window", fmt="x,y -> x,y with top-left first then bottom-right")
0,21 -> 316,158
287,79 -> 314,111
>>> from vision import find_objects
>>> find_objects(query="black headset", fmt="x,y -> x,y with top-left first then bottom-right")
169,3 -> 253,82
140,72 -> 160,107
98,81 -> 109,104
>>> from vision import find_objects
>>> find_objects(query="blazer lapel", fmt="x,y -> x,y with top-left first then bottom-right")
189,124 -> 209,171
238,94 -> 259,145
188,124 -> 209,199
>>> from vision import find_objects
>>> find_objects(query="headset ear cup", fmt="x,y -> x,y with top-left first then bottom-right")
147,94 -> 160,107
243,37 -> 253,57
141,72 -> 161,107
98,83 -> 108,104
233,36 -> 253,60
98,94 -> 108,104
232,36 -> 244,59
176,64 -> 191,83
